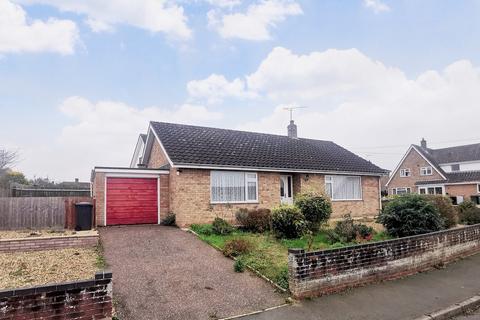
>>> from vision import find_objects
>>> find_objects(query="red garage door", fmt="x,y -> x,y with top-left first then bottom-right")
106,177 -> 158,225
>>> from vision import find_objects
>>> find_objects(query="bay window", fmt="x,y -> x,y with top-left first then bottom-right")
211,171 -> 258,203
325,175 -> 362,201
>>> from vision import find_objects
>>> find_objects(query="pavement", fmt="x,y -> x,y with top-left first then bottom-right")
244,253 -> 480,320
454,307 -> 480,320
98,225 -> 285,320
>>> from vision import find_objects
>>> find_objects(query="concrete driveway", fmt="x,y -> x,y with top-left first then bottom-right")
99,225 -> 285,320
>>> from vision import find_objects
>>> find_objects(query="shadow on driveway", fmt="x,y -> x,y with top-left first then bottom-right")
99,225 -> 285,320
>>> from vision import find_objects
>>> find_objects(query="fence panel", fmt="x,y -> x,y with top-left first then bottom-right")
0,197 -> 91,230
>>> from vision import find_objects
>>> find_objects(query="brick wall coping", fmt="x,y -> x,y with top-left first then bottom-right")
0,230 -> 98,243
288,223 -> 480,256
0,270 -> 112,299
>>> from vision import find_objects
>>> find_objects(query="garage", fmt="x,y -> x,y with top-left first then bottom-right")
106,177 -> 158,225
92,167 -> 170,227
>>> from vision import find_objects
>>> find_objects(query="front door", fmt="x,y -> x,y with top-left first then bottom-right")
280,175 -> 293,205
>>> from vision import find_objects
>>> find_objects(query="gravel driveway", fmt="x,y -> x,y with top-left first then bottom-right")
99,225 -> 285,320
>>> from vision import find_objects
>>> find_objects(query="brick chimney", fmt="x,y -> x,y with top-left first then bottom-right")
288,120 -> 297,138
421,138 -> 427,148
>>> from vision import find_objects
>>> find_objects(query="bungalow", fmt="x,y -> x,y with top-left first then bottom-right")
92,121 -> 388,227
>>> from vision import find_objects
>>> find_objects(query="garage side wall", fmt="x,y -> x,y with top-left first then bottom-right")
93,172 -> 106,226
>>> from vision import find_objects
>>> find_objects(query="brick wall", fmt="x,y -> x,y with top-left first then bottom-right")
0,234 -> 98,253
294,173 -> 381,219
446,184 -> 479,200
0,271 -> 112,320
148,139 -> 169,168
170,169 -> 281,227
388,148 -> 445,193
288,224 -> 480,299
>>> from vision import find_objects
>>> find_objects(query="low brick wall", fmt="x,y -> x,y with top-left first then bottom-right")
288,224 -> 480,298
0,271 -> 112,320
0,234 -> 98,253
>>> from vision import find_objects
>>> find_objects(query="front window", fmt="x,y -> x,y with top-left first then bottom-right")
420,166 -> 433,176
418,186 -> 443,195
400,168 -> 411,177
325,175 -> 362,200
393,187 -> 411,195
211,171 -> 258,203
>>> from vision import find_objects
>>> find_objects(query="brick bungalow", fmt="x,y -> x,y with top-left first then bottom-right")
386,139 -> 480,205
92,121 -> 387,227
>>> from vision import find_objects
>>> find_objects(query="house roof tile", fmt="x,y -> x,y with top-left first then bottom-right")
150,122 -> 387,175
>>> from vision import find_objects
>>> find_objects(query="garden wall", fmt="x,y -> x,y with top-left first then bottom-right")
0,271 -> 112,320
0,233 -> 98,253
288,224 -> 480,298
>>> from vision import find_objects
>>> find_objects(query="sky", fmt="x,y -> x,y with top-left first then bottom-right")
1,0 -> 480,181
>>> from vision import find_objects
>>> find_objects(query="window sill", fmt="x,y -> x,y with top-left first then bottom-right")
210,201 -> 259,205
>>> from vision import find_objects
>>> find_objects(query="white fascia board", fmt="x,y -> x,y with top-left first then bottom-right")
94,168 -> 169,175
175,164 -> 384,177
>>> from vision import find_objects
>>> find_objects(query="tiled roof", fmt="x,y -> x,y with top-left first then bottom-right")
150,122 -> 387,175
426,143 -> 480,164
415,171 -> 480,185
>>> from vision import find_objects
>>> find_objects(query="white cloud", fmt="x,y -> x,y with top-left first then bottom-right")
15,0 -> 192,39
16,97 -> 222,181
0,0 -> 78,54
193,46 -> 480,171
208,0 -> 302,41
206,0 -> 241,8
187,73 -> 256,104
363,0 -> 390,14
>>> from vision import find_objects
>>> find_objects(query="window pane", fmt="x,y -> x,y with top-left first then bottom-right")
331,176 -> 361,200
247,181 -> 257,201
211,171 -> 245,202
280,178 -> 285,197
419,188 -> 426,194
325,182 -> 332,197
435,187 -> 443,195
427,187 -> 435,195
287,176 -> 292,197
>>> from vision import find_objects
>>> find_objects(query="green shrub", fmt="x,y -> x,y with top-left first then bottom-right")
235,208 -> 271,233
377,194 -> 444,237
234,259 -> 246,273
160,212 -> 176,226
328,214 -> 374,243
222,239 -> 253,257
294,192 -> 332,232
458,201 -> 480,225
424,195 -> 458,228
271,205 -> 306,239
190,224 -> 214,236
212,217 -> 234,235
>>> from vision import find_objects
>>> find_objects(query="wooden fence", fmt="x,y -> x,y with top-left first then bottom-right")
0,197 -> 92,230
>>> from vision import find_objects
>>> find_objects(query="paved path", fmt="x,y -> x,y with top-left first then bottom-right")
99,225 -> 285,320
245,253 -> 480,320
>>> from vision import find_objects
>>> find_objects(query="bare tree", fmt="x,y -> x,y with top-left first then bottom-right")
0,149 -> 19,172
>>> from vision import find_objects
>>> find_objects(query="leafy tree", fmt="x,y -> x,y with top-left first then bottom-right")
295,192 -> 332,232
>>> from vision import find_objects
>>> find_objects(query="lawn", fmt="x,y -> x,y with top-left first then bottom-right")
190,224 -> 392,289
0,247 -> 102,289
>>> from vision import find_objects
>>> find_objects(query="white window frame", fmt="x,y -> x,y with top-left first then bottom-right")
210,171 -> 259,204
420,166 -> 433,176
399,168 -> 411,177
392,187 -> 411,195
325,175 -> 362,201
418,185 -> 445,195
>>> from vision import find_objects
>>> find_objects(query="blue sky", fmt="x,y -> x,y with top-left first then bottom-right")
1,0 -> 480,181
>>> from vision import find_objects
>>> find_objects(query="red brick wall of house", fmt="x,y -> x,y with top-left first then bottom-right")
446,184 -> 480,200
148,139 -> 169,168
388,148 -> 445,193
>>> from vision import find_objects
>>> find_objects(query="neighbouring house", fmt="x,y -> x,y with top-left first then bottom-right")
386,138 -> 480,205
92,121 -> 388,227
